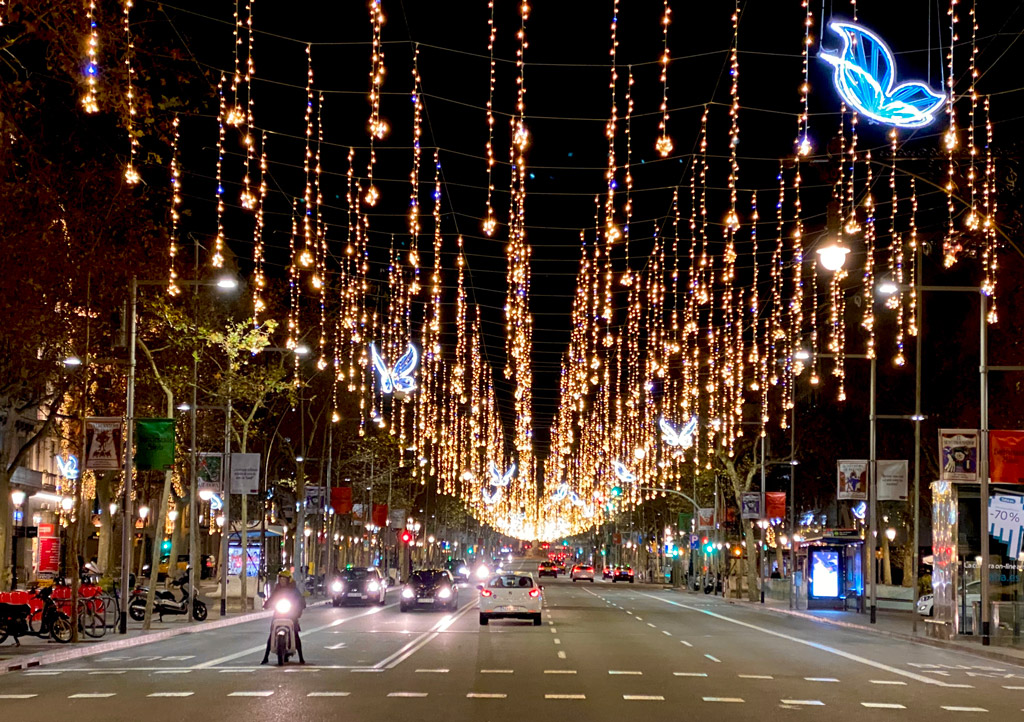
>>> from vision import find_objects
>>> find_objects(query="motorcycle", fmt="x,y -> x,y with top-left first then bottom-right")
269,597 -> 298,666
128,571 -> 208,622
0,587 -> 73,645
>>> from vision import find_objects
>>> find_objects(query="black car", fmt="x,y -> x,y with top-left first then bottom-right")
612,565 -> 635,583
400,569 -> 458,612
537,561 -> 558,578
330,566 -> 388,606
444,559 -> 470,582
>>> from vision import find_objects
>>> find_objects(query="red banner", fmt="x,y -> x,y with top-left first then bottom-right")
330,487 -> 353,514
991,430 -> 1024,484
372,503 -> 389,528
765,491 -> 787,520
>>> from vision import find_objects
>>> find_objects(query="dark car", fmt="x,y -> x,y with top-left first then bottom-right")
612,565 -> 635,583
537,561 -> 558,578
444,559 -> 470,582
330,566 -> 388,606
400,569 -> 458,612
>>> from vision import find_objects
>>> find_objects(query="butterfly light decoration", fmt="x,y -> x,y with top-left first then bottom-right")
659,415 -> 698,449
551,482 -> 569,503
482,461 -> 516,506
613,461 -> 636,484
481,486 -> 503,505
55,454 -> 80,480
819,22 -> 944,128
369,342 -> 419,400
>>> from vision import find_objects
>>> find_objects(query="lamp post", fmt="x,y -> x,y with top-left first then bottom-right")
10,490 -> 25,588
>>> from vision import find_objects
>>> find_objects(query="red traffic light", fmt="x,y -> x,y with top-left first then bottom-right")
400,531 -> 413,544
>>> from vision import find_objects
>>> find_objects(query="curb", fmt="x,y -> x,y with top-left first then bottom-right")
0,599 -> 327,674
726,597 -> 1024,669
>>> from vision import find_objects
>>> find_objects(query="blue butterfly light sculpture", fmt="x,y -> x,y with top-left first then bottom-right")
482,461 -> 516,506
369,342 -> 419,399
820,22 -> 944,128
551,482 -> 569,503
55,454 -> 80,480
659,415 -> 698,449
613,461 -> 636,485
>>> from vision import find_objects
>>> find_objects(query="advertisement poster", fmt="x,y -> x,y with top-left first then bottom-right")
135,418 -> 176,471
740,492 -> 762,520
85,417 -> 123,471
988,495 -> 1024,558
991,431 -> 1024,485
697,507 -> 715,530
940,428 -> 979,482
228,545 -> 261,578
765,491 -> 787,520
230,452 -> 260,495
37,523 -> 59,579
197,453 -> 223,496
837,459 -> 868,500
877,460 -> 909,501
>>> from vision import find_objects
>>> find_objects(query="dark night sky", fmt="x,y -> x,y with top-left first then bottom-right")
159,0 -> 1024,457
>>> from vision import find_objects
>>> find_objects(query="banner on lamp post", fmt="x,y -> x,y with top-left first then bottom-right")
388,508 -> 407,528
697,508 -> 715,530
740,492 -> 762,520
988,495 -> 1024,558
877,460 -> 909,501
765,491 -> 787,520
939,428 -> 979,482
197,453 -> 223,496
85,417 -> 123,471
135,418 -> 175,471
991,431 -> 1024,485
330,486 -> 353,515
230,452 -> 260,494
837,459 -> 868,500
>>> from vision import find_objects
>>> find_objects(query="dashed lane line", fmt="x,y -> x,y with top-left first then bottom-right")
154,670 -> 192,674
0,695 -> 37,699
805,677 -> 840,683
662,630 -> 672,636
862,702 -> 907,709
871,680 -> 907,685
68,693 -> 116,699
481,669 -> 514,674
88,671 -> 126,675
147,692 -> 194,697
704,654 -> 722,663
940,707 -> 987,712
388,692 -> 429,698
703,697 -> 745,703
467,693 -> 507,699
738,674 -> 773,679
544,670 -> 577,674
545,694 -> 586,700
674,672 -> 708,677
415,669 -> 449,673
782,700 -> 825,706
557,651 -> 567,659
228,691 -> 274,697
609,670 -> 643,675
553,639 -> 561,645
681,641 -> 693,647
1004,685 -> 1024,690
308,692 -> 351,697
623,695 -> 664,701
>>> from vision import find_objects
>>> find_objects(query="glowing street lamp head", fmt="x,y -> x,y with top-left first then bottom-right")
215,276 -> 238,290
877,280 -> 899,296
817,242 -> 850,272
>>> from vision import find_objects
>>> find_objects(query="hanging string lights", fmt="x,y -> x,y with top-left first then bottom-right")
365,0 -> 387,206
299,45 -> 315,269
942,0 -> 961,267
211,76 -> 227,268
796,0 -> 813,156
964,1 -> 980,232
982,96 -> 998,324
655,0 -> 673,157
122,0 -> 140,185
409,47 -> 423,293
239,0 -> 258,210
603,0 -> 621,245
253,133 -> 268,322
483,0 -> 498,236
167,115 -> 181,297
887,128 -> 906,367
81,0 -> 100,114
862,150 -> 876,360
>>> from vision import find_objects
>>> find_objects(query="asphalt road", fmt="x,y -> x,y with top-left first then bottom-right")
0,559 -> 1020,720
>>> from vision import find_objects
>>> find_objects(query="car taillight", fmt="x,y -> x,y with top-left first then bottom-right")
528,588 -> 541,598
480,589 -> 494,597
628,569 -> 634,575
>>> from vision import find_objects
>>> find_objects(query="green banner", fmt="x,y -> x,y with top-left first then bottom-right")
135,418 -> 176,471
678,512 -> 693,533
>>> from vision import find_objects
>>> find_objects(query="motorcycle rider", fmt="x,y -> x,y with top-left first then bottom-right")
260,569 -> 306,665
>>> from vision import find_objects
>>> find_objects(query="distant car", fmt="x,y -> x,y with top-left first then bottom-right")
916,580 -> 980,618
331,566 -> 387,606
537,561 -> 558,578
445,559 -> 470,582
479,572 -> 543,626
602,566 -> 613,580
401,569 -> 458,612
612,565 -> 635,583
555,559 -> 567,574
570,564 -> 595,583
491,557 -> 505,572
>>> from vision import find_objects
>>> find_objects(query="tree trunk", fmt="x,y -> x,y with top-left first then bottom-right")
166,491 -> 184,585
902,541 -> 914,587
96,473 -> 114,575
143,471 -> 172,630
0,466 -> 10,591
881,534 -> 893,586
743,518 -> 759,602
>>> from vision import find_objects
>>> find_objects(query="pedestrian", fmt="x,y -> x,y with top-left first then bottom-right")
260,569 -> 306,665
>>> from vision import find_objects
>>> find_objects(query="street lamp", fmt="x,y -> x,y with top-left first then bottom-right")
63,356 -> 83,367
816,240 -> 851,272
885,527 -> 896,542
10,490 -> 26,588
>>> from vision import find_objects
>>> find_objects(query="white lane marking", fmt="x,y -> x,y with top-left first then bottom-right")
546,694 -> 586,699
861,702 -> 907,709
738,674 -> 774,679
940,707 -> 987,712
550,628 -> 557,633
545,670 -> 577,674
782,700 -> 825,706
623,695 -> 664,701
557,651 -> 567,659
805,677 -> 839,683
662,630 -> 672,636
0,695 -> 37,699
388,692 -> 428,697
641,592 -> 960,688
378,603 -> 476,669
553,638 -> 561,645
154,670 -> 192,674
24,671 -> 61,676
325,642 -> 347,650
703,697 -> 745,703
416,669 -> 449,673
626,611 -> 633,615
88,671 -> 126,675
218,669 -> 255,673
481,669 -> 514,674
635,616 -> 642,621
681,640 -> 693,647
870,680 -> 907,686
1004,685 -> 1024,690
674,672 -> 708,677
148,692 -> 194,697
308,692 -> 351,697
228,691 -> 274,697
351,668 -> 384,673
704,654 -> 721,663
466,693 -> 507,699
548,621 -> 554,625
69,693 -> 116,699
609,670 -> 643,675
943,684 -> 975,688
193,602 -> 398,669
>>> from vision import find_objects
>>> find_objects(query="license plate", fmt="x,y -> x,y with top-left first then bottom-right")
496,605 -> 518,612
348,592 -> 362,597
417,597 -> 434,603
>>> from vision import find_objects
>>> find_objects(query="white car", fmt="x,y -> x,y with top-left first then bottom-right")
570,564 -> 595,582
478,572 -> 543,626
916,580 -> 980,618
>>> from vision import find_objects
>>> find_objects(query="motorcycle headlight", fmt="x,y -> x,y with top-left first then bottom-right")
331,581 -> 343,593
438,587 -> 452,599
402,587 -> 415,599
458,566 -> 469,576
275,599 -> 292,614
368,581 -> 380,592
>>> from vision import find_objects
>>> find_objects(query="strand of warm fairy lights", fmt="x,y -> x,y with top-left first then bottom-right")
365,0 -> 386,207
769,163 -> 785,414
964,2 -> 979,232
697,107 -> 710,306
722,0 -> 742,453
315,93 -> 328,372
211,76 -> 227,267
655,0 -> 673,157
122,0 -> 140,185
982,96 -> 998,324
844,0 -> 860,236
942,0 -> 960,267
239,0 -> 257,210
684,164 -> 699,429
887,129 -> 905,367
862,150 -> 876,360
482,0 -> 498,236
789,157 -> 805,387
749,192 -> 762,424
81,0 -> 99,114
796,0 -> 813,156
299,46 -> 315,269
286,205 -> 299,356
808,230 -> 819,387
167,116 -> 181,297
227,0 -> 244,126
906,179 -> 918,338
408,48 -> 422,295
252,133 -> 267,322
603,0 -> 621,244
344,149 -> 358,392
620,67 -> 634,287
829,111 -> 847,400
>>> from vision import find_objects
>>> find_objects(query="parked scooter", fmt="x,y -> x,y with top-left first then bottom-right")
128,570 -> 208,622
0,587 -> 73,645
269,597 -> 299,666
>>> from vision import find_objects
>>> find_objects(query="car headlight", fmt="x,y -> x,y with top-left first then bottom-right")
401,587 -> 415,599
274,599 -> 292,614
458,566 -> 469,576
475,565 -> 490,580
331,581 -> 343,593
368,581 -> 380,592
438,587 -> 452,599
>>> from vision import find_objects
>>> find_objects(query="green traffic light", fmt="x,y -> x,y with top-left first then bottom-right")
611,486 -> 622,497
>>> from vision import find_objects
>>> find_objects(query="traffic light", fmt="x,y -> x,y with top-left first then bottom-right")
702,537 -> 714,554
610,486 -> 622,497
400,530 -> 413,544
